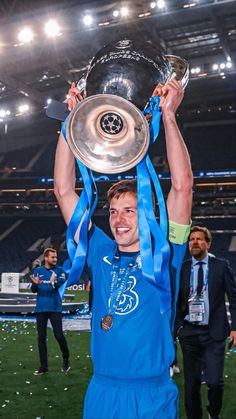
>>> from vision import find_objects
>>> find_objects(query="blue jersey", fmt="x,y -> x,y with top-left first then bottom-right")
31,265 -> 66,312
87,225 -> 187,379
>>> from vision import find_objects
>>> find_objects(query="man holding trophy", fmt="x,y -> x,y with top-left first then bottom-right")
53,39 -> 193,419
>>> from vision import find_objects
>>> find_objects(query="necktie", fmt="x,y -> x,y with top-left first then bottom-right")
196,261 -> 204,295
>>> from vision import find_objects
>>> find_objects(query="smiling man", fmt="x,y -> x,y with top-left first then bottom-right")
54,80 -> 193,419
108,183 -> 139,252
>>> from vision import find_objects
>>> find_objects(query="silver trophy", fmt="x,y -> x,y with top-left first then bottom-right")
66,39 -> 189,174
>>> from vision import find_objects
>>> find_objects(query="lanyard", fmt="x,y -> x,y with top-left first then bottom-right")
107,254 -> 136,316
190,263 -> 209,296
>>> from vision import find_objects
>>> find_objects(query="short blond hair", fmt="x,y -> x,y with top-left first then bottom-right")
43,247 -> 57,257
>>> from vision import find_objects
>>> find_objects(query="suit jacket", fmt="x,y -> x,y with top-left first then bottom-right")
175,255 -> 236,341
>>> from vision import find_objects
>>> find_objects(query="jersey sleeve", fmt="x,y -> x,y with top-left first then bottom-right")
86,225 -> 114,270
55,268 -> 67,288
169,239 -> 188,330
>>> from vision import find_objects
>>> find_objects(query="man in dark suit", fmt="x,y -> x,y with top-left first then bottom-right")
175,225 -> 236,419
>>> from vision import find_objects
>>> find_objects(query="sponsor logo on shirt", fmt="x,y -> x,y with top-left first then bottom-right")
104,254 -> 141,315
114,276 -> 139,315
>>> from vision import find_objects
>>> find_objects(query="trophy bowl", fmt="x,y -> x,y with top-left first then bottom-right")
66,39 -> 189,174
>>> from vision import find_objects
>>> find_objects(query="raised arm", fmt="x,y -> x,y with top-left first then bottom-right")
54,83 -> 83,225
153,80 -> 193,225
54,131 -> 78,225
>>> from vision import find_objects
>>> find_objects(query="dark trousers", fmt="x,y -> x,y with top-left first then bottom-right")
36,312 -> 69,370
179,326 -> 225,419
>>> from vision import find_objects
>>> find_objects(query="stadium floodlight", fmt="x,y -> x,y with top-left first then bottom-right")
44,19 -> 61,37
18,104 -> 30,113
0,109 -> 10,118
150,2 -> 156,8
113,10 -> 119,17
157,0 -> 165,9
190,67 -> 201,74
17,27 -> 34,43
220,63 -> 225,69
120,7 -> 129,17
212,64 -> 218,70
83,15 -> 93,26
226,62 -> 232,69
47,98 -> 52,104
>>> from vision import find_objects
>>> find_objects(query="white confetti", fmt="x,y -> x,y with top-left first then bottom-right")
64,387 -> 68,391
26,381 -> 31,384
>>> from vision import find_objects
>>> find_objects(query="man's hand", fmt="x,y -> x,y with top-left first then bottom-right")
229,330 -> 236,347
32,259 -> 41,269
30,274 -> 40,284
152,80 -> 184,115
67,82 -> 86,111
50,273 -> 57,285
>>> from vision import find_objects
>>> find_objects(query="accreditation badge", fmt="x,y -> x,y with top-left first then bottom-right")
188,296 -> 205,323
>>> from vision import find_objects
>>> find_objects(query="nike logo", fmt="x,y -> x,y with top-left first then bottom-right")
103,256 -> 112,265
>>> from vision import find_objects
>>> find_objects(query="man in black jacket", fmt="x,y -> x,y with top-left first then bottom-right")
175,225 -> 236,419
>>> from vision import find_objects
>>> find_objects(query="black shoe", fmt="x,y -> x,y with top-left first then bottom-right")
61,360 -> 71,373
34,367 -> 48,376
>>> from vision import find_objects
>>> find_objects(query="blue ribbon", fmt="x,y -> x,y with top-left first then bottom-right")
137,96 -> 171,313
60,96 -> 171,314
59,118 -> 98,298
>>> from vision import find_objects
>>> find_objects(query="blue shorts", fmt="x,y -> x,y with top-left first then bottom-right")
83,372 -> 178,419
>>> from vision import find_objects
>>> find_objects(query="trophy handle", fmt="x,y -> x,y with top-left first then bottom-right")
165,55 -> 189,89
